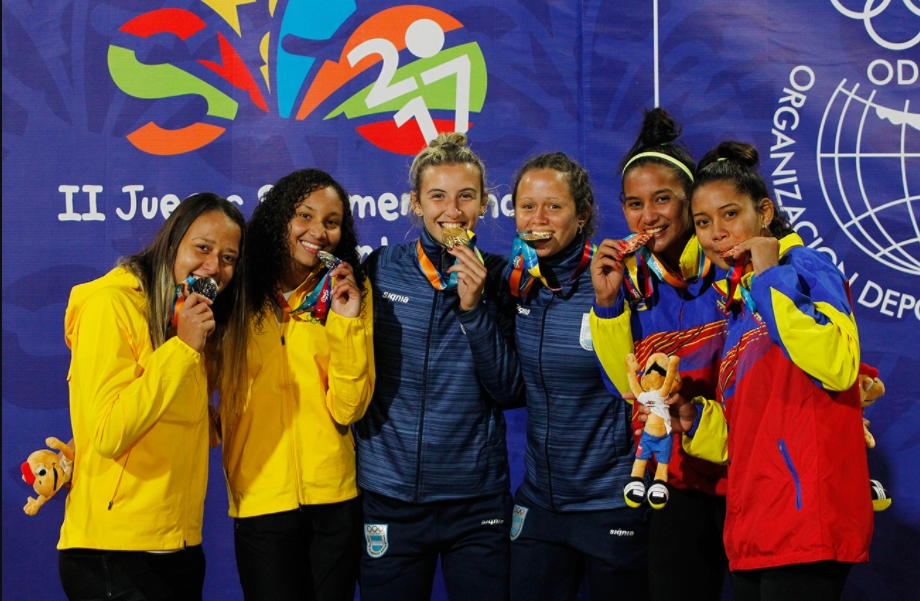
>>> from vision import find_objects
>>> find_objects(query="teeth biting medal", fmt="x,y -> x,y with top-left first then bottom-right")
618,231 -> 653,255
188,276 -> 218,301
519,231 -> 554,241
441,227 -> 470,249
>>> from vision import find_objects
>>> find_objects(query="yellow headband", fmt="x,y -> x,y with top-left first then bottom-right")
622,151 -> 694,182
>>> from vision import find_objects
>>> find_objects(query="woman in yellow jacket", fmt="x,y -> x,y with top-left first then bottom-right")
57,193 -> 249,601
222,169 -> 374,601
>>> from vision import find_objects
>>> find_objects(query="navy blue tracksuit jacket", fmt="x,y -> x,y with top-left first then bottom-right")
510,235 -> 635,512
356,229 -> 521,503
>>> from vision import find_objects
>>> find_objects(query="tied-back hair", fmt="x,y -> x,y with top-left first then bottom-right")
245,168 -> 365,328
694,141 -> 794,239
512,152 -> 597,238
409,132 -> 488,199
619,107 -> 696,201
119,192 -> 249,419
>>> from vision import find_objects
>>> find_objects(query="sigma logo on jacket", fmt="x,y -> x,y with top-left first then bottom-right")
365,524 -> 389,558
382,291 -> 410,303
609,528 -> 635,536
481,518 -> 505,525
516,305 -> 530,315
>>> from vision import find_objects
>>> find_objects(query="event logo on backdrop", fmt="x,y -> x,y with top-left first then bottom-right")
768,0 -> 919,321
106,1 -> 487,156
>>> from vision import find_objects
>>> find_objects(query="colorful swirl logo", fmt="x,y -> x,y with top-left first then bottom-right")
107,1 -> 487,156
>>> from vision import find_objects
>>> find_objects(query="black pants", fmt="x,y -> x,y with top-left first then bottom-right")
233,497 -> 363,601
648,488 -> 727,601
509,491 -> 650,601
731,561 -> 853,601
59,546 -> 205,601
359,490 -> 513,601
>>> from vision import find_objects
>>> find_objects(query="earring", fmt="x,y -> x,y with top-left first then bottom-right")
577,220 -> 586,234
414,208 -> 423,217
479,207 -> 488,217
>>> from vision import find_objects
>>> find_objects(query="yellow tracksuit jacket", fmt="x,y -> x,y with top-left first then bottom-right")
222,278 -> 375,517
58,267 -> 209,550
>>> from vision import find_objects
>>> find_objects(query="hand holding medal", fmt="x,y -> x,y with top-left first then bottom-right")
174,276 -> 218,353
321,252 -> 362,319
446,230 -> 488,311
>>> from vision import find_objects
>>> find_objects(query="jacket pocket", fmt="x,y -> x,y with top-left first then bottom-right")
778,439 -> 802,510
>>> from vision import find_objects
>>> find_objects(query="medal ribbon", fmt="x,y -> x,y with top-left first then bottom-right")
274,268 -> 334,322
416,230 -> 484,291
623,235 -> 710,301
508,237 -> 595,298
170,276 -> 197,330
724,259 -> 756,314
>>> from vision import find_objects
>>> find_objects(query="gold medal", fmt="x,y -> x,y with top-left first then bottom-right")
519,231 -> 554,242
442,227 -> 470,249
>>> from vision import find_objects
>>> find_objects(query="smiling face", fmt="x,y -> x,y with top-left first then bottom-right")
412,162 -> 486,243
286,186 -> 344,286
172,210 -> 241,293
691,180 -> 775,270
515,168 -> 587,258
622,163 -> 692,266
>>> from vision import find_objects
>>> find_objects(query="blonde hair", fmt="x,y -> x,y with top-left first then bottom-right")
409,132 -> 488,199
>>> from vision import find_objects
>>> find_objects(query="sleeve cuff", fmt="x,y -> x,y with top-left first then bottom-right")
685,397 -> 705,438
592,294 -> 624,319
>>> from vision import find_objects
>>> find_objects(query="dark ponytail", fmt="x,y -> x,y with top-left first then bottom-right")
619,107 -> 696,201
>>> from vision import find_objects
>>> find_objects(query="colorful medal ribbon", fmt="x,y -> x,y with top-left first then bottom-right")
724,259 -> 756,314
170,276 -> 196,330
416,230 -> 484,291
274,267 -> 334,322
623,234 -> 711,301
507,237 -> 595,298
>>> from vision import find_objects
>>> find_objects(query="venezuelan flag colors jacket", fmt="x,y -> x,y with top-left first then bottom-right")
59,268 -> 209,551
222,278 -> 375,518
591,237 -> 728,496
356,229 -> 521,502
683,234 -> 872,570
510,235 -> 635,511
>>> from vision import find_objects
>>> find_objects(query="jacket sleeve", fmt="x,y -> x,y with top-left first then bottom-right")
589,294 -> 634,399
749,249 -> 859,391
70,289 -> 202,459
681,397 -> 729,465
457,254 -> 523,408
324,280 -> 376,426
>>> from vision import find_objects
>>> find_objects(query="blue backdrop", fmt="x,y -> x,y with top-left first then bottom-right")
3,1 -> 918,599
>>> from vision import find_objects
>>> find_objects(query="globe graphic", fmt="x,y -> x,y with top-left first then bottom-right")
817,79 -> 920,275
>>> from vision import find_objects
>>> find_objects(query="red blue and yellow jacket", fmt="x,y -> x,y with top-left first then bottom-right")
590,235 -> 728,496
683,233 -> 872,570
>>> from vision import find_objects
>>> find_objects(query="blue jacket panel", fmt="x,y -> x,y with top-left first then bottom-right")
356,229 -> 520,503
512,236 -> 635,511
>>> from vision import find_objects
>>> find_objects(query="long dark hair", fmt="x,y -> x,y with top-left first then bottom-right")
245,169 -> 365,325
619,107 -> 696,202
693,141 -> 794,238
119,192 -> 249,417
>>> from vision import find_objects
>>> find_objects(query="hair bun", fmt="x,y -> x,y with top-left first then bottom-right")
430,132 -> 468,149
715,141 -> 759,169
639,107 -> 681,147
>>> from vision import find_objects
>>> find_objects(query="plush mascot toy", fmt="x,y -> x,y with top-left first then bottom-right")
623,353 -> 681,509
858,364 -> 891,511
21,437 -> 74,515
